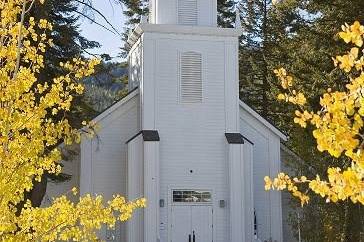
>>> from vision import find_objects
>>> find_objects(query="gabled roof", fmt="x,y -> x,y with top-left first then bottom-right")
239,100 -> 287,141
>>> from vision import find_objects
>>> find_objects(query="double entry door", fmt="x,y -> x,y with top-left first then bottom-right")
171,205 -> 213,242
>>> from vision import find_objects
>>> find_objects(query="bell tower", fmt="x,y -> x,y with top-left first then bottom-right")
126,1 -> 253,242
148,0 -> 217,26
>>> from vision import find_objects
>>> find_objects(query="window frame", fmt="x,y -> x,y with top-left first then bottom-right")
171,189 -> 213,205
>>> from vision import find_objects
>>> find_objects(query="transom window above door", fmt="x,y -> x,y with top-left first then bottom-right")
172,190 -> 212,203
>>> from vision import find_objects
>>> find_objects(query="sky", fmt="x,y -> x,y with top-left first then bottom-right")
79,0 -> 126,62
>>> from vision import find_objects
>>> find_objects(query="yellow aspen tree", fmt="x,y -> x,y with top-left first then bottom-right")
0,0 -> 145,240
265,21 -> 364,207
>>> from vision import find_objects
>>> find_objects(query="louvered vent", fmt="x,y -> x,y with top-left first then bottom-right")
179,51 -> 202,103
177,0 -> 198,25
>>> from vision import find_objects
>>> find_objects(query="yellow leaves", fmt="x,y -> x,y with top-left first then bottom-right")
339,32 -> 353,44
38,19 -> 50,29
274,68 -> 306,106
339,21 -> 364,47
265,173 -> 310,206
294,110 -> 312,128
274,67 -> 293,89
295,92 -> 307,106
277,93 -> 285,100
334,47 -> 360,72
264,176 -> 272,190
7,194 -> 144,241
0,1 -> 141,240
269,21 -> 364,206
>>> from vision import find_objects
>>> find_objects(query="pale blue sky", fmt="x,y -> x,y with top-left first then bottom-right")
79,0 -> 126,61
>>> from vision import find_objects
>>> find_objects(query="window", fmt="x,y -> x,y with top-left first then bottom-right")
177,0 -> 198,25
172,190 -> 212,203
179,51 -> 202,103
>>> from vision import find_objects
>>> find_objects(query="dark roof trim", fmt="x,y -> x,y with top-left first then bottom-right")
225,133 -> 244,144
241,134 -> 254,145
126,131 -> 143,144
126,130 -> 160,144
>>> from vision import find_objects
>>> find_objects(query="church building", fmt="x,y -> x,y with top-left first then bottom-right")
44,0 -> 287,241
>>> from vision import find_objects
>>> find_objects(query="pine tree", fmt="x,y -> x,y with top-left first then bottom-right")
217,0 -> 236,27
267,1 -> 364,241
238,0 -> 292,119
30,0 -> 100,128
23,0 -> 101,207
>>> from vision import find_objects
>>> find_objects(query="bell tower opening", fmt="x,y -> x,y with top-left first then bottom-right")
148,0 -> 217,26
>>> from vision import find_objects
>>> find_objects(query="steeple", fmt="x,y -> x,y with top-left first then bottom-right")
148,0 -> 217,26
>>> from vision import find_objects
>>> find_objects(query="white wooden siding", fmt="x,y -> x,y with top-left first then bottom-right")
145,36 -> 229,242
127,135 -> 144,242
240,106 -> 283,242
243,142 -> 255,242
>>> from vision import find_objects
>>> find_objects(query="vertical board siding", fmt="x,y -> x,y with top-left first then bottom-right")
240,107 -> 283,242
89,95 -> 140,242
152,38 -> 229,242
127,135 -> 144,242
243,142 -> 255,242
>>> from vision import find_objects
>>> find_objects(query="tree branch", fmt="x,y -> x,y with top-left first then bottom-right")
74,0 -> 122,37
73,9 -> 119,36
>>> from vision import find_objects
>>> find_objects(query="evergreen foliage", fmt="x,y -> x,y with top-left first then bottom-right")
29,0 -> 101,128
24,0 -> 102,206
265,1 -> 364,241
82,62 -> 129,112
217,0 -> 236,28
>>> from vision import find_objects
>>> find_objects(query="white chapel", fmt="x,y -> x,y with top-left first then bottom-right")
43,0 -> 288,241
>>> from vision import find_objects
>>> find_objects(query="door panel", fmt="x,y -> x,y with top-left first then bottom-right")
191,206 -> 213,242
171,206 -> 213,242
171,206 -> 191,242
